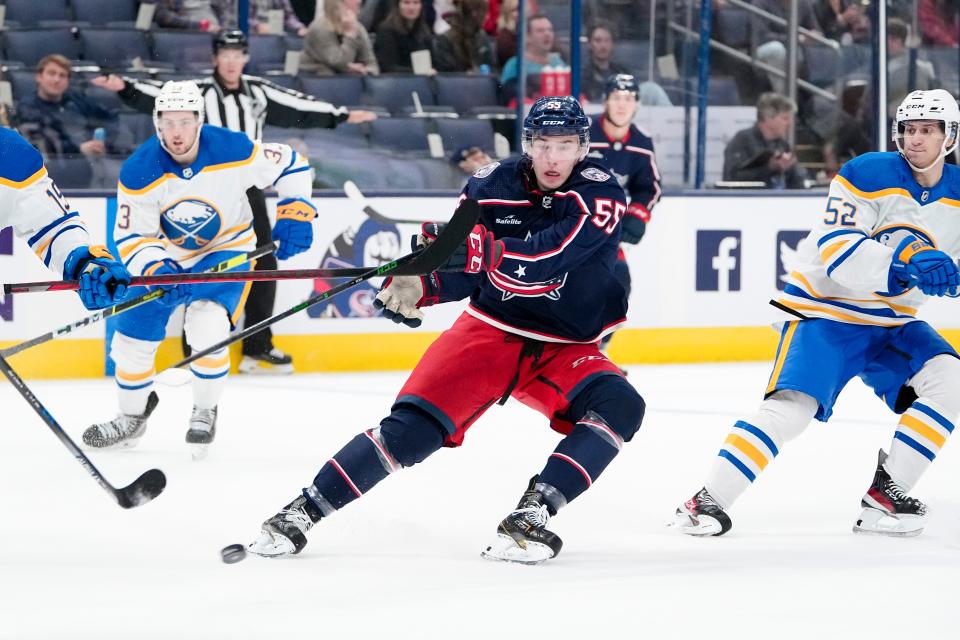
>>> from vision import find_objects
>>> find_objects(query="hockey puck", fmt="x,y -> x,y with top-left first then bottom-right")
220,543 -> 247,564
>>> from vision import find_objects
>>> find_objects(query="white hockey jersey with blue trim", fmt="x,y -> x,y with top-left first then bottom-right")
115,124 -> 312,275
777,152 -> 960,326
0,127 -> 92,276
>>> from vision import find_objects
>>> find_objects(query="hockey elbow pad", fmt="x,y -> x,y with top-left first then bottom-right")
273,198 -> 317,260
64,245 -> 131,310
888,235 -> 960,297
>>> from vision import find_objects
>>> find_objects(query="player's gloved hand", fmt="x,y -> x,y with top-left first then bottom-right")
144,258 -> 189,307
621,202 -> 649,244
273,197 -> 317,260
63,245 -> 131,310
888,235 -> 960,297
414,222 -> 444,251
373,275 -> 439,328
438,224 -> 504,274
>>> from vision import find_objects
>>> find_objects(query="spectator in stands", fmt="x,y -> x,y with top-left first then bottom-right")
494,0 -> 519,68
374,0 -> 436,73
812,0 -> 869,44
363,0 -> 437,36
300,0 -> 380,75
500,13 -> 563,102
723,92 -> 807,189
248,0 -> 308,36
754,0 -> 822,93
433,0 -> 495,72
887,18 -> 936,115
581,21 -> 672,106
451,144 -> 493,175
16,55 -> 123,187
154,0 -> 234,31
919,0 -> 959,47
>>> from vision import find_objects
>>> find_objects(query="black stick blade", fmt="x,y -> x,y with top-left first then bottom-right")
115,469 -> 167,509
392,198 -> 480,276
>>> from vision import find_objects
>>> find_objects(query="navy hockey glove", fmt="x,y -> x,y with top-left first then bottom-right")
621,203 -> 649,244
273,197 -> 317,260
888,235 -> 959,297
63,245 -> 131,310
144,258 -> 189,308
373,274 -> 439,328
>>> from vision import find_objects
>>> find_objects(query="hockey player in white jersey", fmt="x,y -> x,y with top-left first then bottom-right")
81,81 -> 316,459
675,89 -> 960,538
0,128 -> 130,310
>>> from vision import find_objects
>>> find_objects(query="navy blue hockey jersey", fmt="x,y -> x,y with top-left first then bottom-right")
431,156 -> 629,343
587,117 -> 661,220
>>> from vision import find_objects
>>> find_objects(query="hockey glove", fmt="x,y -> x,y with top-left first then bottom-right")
888,235 -> 960,297
621,203 -> 649,244
273,198 -> 317,260
63,245 -> 131,310
437,224 -> 504,274
143,258 -> 189,308
373,274 -> 439,328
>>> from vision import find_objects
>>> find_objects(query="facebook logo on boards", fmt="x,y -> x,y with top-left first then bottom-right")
696,230 -> 741,292
1,226 -> 13,321
775,230 -> 810,291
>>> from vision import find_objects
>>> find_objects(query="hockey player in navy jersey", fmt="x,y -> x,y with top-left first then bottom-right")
247,96 -> 645,564
0,128 -> 130,311
587,74 -> 661,354
674,89 -> 960,538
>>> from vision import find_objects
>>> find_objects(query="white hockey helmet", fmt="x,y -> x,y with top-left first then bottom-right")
891,89 -> 960,172
153,81 -> 205,155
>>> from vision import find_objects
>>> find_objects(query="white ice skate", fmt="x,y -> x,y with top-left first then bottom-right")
247,495 -> 320,558
852,450 -> 927,537
185,405 -> 217,460
671,487 -> 732,537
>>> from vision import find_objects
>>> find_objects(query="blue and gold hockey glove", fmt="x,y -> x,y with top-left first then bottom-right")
143,258 -> 189,308
373,274 -> 440,328
63,245 -> 131,310
889,235 -> 960,297
621,202 -> 649,244
273,197 -> 317,260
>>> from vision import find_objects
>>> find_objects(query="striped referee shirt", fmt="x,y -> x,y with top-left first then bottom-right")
117,73 -> 348,140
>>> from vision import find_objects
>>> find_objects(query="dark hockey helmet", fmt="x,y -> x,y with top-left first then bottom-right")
603,73 -> 639,100
522,95 -> 590,156
214,29 -> 248,54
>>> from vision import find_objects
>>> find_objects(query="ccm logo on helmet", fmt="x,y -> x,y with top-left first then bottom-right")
541,120 -> 566,125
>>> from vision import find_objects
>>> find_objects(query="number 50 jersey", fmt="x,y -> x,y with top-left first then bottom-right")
777,152 -> 960,326
114,125 -> 312,274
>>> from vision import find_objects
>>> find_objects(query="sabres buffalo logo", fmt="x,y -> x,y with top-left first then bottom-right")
160,198 -> 223,250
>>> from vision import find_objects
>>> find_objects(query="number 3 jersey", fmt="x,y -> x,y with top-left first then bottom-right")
114,124 -> 312,274
433,156 -> 629,343
0,128 -> 92,277
777,152 -> 960,327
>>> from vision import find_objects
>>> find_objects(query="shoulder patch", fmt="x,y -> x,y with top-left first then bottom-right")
473,162 -> 500,179
581,167 -> 610,182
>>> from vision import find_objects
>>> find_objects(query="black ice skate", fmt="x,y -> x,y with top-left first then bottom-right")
673,487 -> 732,536
185,405 -> 217,460
481,476 -> 563,565
853,450 -> 927,537
238,348 -> 293,375
82,391 -> 159,450
247,495 -> 323,558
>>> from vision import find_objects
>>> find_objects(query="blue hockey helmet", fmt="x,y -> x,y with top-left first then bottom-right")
522,95 -> 590,157
604,73 -> 639,100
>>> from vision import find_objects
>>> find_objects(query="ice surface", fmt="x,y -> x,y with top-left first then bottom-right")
1,363 -> 957,639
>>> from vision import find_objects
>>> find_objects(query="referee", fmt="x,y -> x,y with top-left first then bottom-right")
93,29 -> 376,375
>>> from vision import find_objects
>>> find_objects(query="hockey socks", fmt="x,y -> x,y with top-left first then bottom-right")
886,397 -> 955,491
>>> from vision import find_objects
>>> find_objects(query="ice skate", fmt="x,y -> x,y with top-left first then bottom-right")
185,405 -> 217,460
481,477 -> 563,565
853,450 -> 927,537
672,487 -> 732,536
82,391 -> 159,450
248,495 -> 323,558
238,348 -> 293,375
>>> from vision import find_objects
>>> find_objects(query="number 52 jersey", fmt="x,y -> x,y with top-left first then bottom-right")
777,151 -> 960,326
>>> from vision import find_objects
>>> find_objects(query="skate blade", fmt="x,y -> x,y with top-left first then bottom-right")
239,362 -> 294,376
247,530 -> 297,558
81,436 -> 142,451
189,443 -> 210,461
480,534 -> 554,565
669,511 -> 722,537
853,508 -> 925,537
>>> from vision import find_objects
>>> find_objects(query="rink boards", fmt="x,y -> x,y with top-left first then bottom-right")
2,192 -> 959,378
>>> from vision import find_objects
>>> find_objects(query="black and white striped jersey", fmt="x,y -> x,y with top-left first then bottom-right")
117,73 -> 349,140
